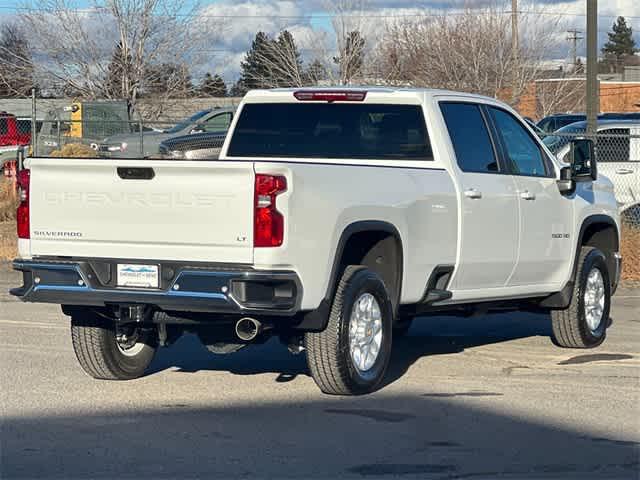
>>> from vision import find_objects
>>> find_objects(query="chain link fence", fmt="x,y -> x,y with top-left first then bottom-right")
541,129 -> 640,228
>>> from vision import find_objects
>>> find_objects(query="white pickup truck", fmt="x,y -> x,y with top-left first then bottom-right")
11,88 -> 621,395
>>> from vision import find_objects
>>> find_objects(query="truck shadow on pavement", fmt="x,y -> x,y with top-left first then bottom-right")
148,311 -> 553,388
3,388 -> 637,479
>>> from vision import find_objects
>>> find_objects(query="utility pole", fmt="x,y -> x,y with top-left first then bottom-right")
511,0 -> 519,102
567,29 -> 583,71
31,88 -> 36,157
511,0 -> 519,59
586,0 -> 598,135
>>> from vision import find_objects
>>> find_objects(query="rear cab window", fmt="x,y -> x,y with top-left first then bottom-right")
439,102 -> 499,173
226,103 -> 433,160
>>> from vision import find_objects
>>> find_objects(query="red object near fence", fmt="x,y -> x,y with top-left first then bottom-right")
0,112 -> 31,147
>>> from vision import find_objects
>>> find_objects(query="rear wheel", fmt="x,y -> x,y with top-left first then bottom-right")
551,247 -> 611,348
71,310 -> 157,380
305,266 -> 393,395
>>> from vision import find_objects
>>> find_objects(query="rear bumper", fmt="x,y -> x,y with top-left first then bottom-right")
10,259 -> 301,315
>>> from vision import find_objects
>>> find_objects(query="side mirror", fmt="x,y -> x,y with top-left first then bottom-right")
568,138 -> 597,181
190,124 -> 205,135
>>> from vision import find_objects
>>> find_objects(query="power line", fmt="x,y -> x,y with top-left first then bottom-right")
0,5 -> 638,20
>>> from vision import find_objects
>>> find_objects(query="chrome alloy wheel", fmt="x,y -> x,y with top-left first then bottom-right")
349,293 -> 383,372
584,267 -> 605,332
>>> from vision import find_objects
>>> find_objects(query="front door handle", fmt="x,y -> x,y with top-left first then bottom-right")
615,168 -> 634,175
520,190 -> 536,200
464,188 -> 482,199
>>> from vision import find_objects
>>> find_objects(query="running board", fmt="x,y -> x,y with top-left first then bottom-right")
423,289 -> 452,304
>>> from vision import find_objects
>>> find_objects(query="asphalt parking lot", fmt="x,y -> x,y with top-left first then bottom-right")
1,264 -> 639,479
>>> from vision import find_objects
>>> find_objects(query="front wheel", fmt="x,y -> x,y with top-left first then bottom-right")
71,311 -> 157,380
305,266 -> 393,395
551,247 -> 611,348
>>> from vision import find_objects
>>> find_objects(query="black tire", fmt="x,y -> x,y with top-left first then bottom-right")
305,266 -> 394,395
551,247 -> 611,348
70,311 -> 157,380
393,316 -> 413,338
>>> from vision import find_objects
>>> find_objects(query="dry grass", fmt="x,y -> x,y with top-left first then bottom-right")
1,178 -> 18,260
0,177 -> 18,222
0,221 -> 16,260
49,143 -> 96,158
621,224 -> 640,281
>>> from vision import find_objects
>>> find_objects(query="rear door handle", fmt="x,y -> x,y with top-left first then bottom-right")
464,188 -> 482,199
117,167 -> 155,180
519,190 -> 536,200
615,168 -> 634,175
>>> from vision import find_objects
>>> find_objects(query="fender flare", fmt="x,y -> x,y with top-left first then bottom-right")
540,214 -> 619,308
293,220 -> 404,331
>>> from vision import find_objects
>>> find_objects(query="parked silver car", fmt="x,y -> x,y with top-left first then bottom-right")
98,108 -> 234,158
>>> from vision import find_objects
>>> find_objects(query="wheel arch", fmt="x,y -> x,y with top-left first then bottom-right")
293,220 -> 404,331
541,214 -> 619,308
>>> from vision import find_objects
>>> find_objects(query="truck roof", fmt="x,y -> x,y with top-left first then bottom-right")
243,86 -> 499,104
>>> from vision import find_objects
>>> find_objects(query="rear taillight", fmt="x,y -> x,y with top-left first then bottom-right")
16,169 -> 30,239
254,174 -> 287,247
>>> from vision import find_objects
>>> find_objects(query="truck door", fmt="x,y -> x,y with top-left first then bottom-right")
485,106 -> 573,288
439,101 -> 519,290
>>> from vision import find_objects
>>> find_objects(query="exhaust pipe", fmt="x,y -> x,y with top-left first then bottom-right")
235,317 -> 262,341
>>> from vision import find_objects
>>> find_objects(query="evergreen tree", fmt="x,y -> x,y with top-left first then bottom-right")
239,32 -> 274,90
274,30 -> 304,87
229,80 -> 247,97
105,41 -> 132,98
0,23 -> 36,97
200,73 -> 227,96
602,16 -> 638,57
144,63 -> 193,98
305,59 -> 327,86
600,17 -> 639,74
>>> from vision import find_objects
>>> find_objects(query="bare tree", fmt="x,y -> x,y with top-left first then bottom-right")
237,30 -> 306,91
0,23 -> 36,97
535,78 -> 586,118
20,0 -> 218,113
326,0 -> 371,84
374,5 -> 567,107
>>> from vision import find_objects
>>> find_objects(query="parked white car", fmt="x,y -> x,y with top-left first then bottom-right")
543,119 -> 639,221
11,88 -> 621,395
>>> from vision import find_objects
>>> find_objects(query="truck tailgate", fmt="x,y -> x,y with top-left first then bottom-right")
27,158 -> 255,263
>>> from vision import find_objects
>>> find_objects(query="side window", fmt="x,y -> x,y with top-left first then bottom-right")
597,128 -> 629,162
0,117 -> 8,135
489,107 -> 549,177
440,102 -> 498,173
204,113 -> 232,132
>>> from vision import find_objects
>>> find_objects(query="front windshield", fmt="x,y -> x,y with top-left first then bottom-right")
542,124 -> 585,154
164,110 -> 211,134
